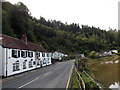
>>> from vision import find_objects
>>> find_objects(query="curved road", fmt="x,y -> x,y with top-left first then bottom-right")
2,60 -> 74,89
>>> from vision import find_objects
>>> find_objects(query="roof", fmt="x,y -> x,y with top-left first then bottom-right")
0,34 -> 48,52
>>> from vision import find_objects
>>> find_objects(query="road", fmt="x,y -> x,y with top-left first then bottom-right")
2,60 -> 74,89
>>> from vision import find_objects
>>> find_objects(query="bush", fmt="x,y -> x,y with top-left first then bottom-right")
69,54 -> 75,59
89,51 -> 99,59
62,54 -> 75,61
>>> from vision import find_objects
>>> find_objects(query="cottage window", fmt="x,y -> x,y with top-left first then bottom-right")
16,62 -> 20,70
29,59 -> 33,68
13,61 -> 20,72
18,50 -> 20,57
21,51 -> 26,58
31,52 -> 33,57
12,50 -> 17,58
28,52 -> 30,57
42,52 -> 45,57
28,52 -> 33,58
13,63 -> 16,71
26,51 -> 28,57
40,60 -> 42,65
36,52 -> 39,56
23,60 -> 27,69
33,61 -> 36,65
48,58 -> 49,63
43,58 -> 46,64
47,53 -> 49,57
39,53 -> 40,57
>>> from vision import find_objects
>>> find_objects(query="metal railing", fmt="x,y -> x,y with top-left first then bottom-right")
75,67 -> 85,90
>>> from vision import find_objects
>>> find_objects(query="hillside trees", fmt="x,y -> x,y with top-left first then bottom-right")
2,2 -> 120,54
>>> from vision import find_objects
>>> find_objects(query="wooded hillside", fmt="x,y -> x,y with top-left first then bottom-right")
2,2 -> 120,54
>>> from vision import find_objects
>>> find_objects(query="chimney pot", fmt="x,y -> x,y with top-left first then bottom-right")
21,34 -> 27,44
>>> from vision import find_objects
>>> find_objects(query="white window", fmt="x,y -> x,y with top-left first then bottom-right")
29,59 -> 33,68
28,52 -> 33,58
43,58 -> 46,64
23,60 -> 27,69
18,50 -> 20,57
47,53 -> 49,57
36,52 -> 39,56
12,50 -> 20,58
39,53 -> 41,57
16,62 -> 19,70
25,51 -> 28,57
40,60 -> 42,65
48,58 -> 49,63
13,63 -> 16,71
33,61 -> 36,65
42,52 -> 45,57
36,52 -> 39,59
21,51 -> 26,58
13,61 -> 20,72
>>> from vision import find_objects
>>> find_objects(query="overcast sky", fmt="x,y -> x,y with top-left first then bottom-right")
6,0 -> 119,30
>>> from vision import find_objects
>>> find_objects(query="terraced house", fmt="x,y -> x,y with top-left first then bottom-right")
0,34 -> 52,77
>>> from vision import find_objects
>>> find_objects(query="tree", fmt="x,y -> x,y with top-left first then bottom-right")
2,1 -> 120,54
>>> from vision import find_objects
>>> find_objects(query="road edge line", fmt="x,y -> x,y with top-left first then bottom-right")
66,64 -> 73,90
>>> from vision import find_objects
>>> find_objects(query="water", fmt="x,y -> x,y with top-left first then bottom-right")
90,60 -> 119,87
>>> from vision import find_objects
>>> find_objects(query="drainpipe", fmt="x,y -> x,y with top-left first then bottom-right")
5,48 -> 8,77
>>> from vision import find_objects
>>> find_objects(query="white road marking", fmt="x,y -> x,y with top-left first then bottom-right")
66,64 -> 74,89
17,77 -> 39,89
44,71 -> 52,76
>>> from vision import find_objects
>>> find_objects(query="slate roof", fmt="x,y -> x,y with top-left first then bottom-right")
0,34 -> 48,52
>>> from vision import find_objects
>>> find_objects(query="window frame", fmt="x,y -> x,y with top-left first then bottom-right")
12,50 -> 17,58
28,51 -> 33,58
13,61 -> 20,72
29,59 -> 33,68
42,52 -> 45,57
21,51 -> 26,58
23,60 -> 27,69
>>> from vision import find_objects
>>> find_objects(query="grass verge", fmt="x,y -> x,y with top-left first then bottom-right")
71,68 -> 80,89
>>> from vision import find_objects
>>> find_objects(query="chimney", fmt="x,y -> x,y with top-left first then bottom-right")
21,34 -> 27,44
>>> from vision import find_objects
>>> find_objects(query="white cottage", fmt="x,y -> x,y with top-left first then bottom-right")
51,51 -> 67,61
0,34 -> 51,77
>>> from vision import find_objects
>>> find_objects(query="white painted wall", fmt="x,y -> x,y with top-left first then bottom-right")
3,48 -> 7,77
52,52 -> 63,60
0,45 -> 4,76
1,47 -> 52,77
6,49 -> 36,76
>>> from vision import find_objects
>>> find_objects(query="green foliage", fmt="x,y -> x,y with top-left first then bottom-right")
89,51 -> 99,59
69,54 -> 75,59
71,69 -> 80,88
2,2 -> 120,53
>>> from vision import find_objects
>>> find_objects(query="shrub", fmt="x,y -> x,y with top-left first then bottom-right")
69,54 -> 75,59
89,51 -> 99,59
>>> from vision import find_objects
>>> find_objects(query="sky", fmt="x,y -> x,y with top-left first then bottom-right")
5,0 -> 120,30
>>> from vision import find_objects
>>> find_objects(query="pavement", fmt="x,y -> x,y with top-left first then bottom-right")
2,60 -> 74,89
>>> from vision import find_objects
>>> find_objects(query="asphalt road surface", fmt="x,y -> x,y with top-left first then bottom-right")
2,60 -> 74,89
